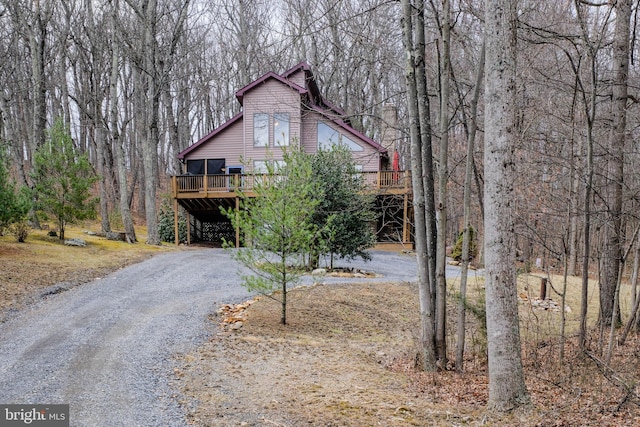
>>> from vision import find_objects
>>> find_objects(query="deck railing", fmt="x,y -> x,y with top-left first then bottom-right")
172,170 -> 411,196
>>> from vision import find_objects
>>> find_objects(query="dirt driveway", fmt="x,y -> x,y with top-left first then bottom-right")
0,248 -> 448,426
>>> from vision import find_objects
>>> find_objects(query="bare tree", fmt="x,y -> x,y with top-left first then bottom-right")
600,0 -> 631,328
426,0 -> 452,366
456,41 -> 484,372
402,0 -> 437,372
484,0 -> 530,411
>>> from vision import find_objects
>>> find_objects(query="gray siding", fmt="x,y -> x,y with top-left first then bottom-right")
286,69 -> 306,88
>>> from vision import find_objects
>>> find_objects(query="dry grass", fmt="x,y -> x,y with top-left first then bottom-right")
0,222 -> 176,318
2,225 -> 639,426
178,269 -> 640,426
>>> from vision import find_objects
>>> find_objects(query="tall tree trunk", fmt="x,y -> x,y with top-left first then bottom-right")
435,0 -> 450,365
484,0 -> 529,411
109,6 -> 137,243
456,41 -> 485,372
414,0 -> 438,335
95,127 -> 112,234
402,0 -> 436,372
27,0 -> 48,230
140,0 -> 161,245
600,0 -> 630,328
30,0 -> 47,154
574,0 -> 599,350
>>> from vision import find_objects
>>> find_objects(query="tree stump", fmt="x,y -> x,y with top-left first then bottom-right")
540,277 -> 548,300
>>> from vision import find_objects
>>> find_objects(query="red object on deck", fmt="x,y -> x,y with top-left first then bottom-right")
392,151 -> 400,182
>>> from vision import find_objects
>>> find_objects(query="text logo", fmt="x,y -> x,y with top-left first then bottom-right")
0,405 -> 69,427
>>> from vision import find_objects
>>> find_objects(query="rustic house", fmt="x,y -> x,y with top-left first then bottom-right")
170,62 -> 412,246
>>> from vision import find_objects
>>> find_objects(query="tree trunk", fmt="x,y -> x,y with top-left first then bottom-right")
484,0 -> 529,411
435,0 -> 450,366
141,0 -> 161,245
109,9 -> 137,243
574,0 -> 599,351
456,42 -> 485,372
95,127 -> 112,234
414,0 -> 438,336
600,0 -> 630,328
401,0 -> 436,372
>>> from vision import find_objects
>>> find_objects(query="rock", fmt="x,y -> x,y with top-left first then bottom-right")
64,238 -> 86,247
230,322 -> 243,330
311,268 -> 327,276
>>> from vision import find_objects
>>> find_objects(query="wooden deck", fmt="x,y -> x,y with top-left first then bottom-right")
170,170 -> 412,199
170,170 -> 413,247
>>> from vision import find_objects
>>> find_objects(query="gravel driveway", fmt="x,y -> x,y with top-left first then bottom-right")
0,248 -> 474,426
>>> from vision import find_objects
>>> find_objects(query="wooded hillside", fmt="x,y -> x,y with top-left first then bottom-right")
2,0 -> 640,411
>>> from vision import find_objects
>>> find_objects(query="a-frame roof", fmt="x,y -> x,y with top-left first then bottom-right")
235,71 -> 308,106
177,63 -> 386,160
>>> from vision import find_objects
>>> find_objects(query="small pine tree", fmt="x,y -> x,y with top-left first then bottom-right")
222,148 -> 320,325
0,145 -> 31,234
31,118 -> 98,240
158,197 -> 188,243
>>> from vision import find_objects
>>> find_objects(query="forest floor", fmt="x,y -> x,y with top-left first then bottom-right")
2,224 -> 640,426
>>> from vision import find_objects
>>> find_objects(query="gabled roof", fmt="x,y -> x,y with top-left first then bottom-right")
235,71 -> 308,106
177,111 -> 243,160
178,63 -> 386,159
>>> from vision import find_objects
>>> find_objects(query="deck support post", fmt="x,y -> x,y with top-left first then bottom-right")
187,213 -> 191,245
235,196 -> 240,248
173,198 -> 179,246
403,193 -> 409,244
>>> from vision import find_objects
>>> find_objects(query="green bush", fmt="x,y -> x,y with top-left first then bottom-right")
451,226 -> 477,262
158,198 -> 187,243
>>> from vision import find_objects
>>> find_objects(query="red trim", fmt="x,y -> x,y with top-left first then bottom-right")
281,61 -> 312,77
179,63 -> 386,161
235,72 -> 307,105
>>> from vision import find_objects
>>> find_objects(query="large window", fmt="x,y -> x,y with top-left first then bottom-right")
273,113 -> 290,146
317,121 -> 363,151
253,160 -> 286,173
253,160 -> 269,173
186,159 -> 204,175
254,113 -> 269,147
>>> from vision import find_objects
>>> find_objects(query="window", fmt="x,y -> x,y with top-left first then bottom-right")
253,160 -> 269,173
254,113 -> 269,147
273,113 -> 290,146
340,135 -> 363,152
186,159 -> 204,175
317,121 -> 363,151
273,160 -> 286,172
318,122 -> 339,150
253,160 -> 285,173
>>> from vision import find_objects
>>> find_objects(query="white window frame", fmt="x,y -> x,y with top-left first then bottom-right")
273,113 -> 290,147
254,113 -> 269,147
